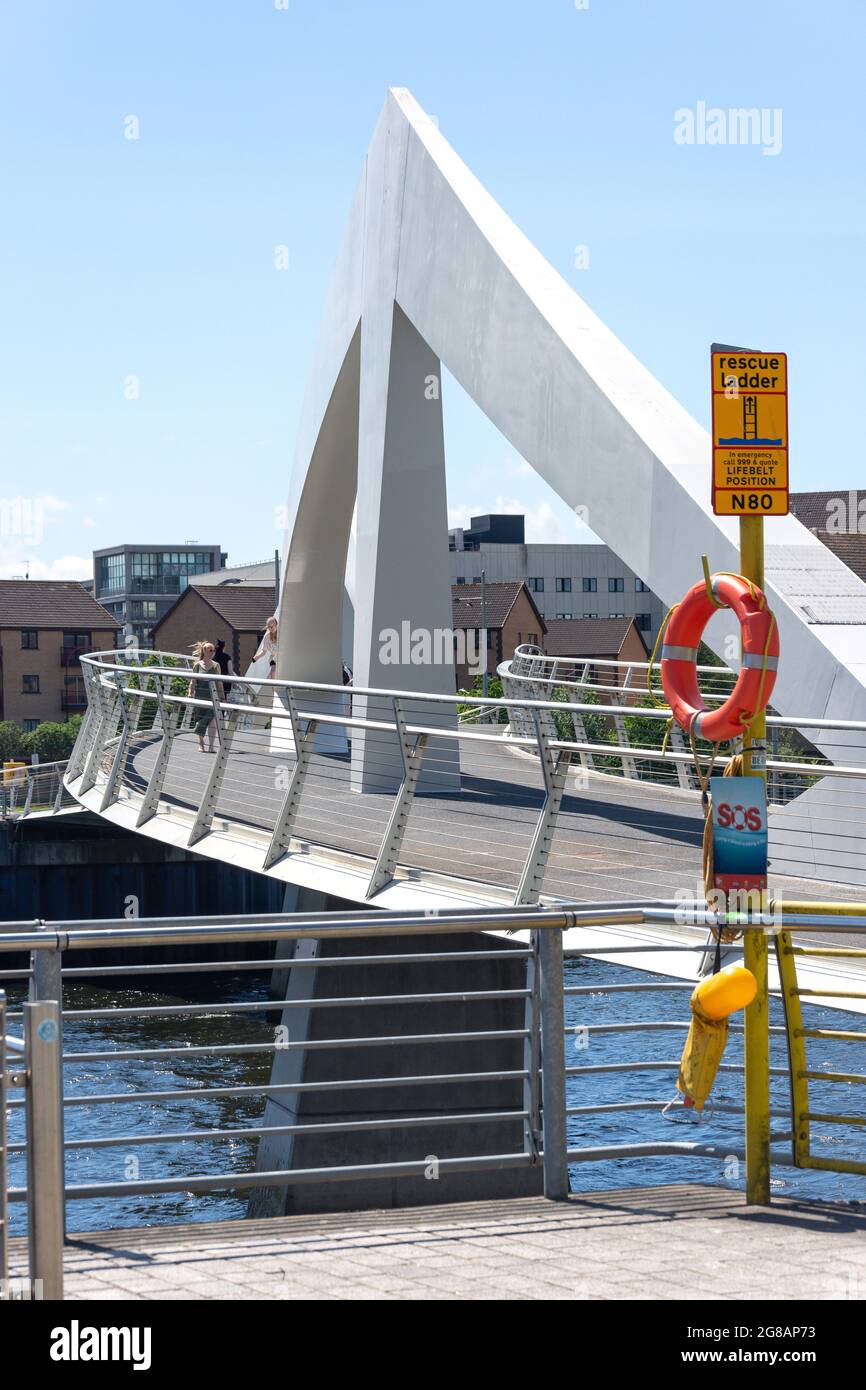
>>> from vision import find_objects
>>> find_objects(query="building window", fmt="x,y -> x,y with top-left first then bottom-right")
636,612 -> 652,631
97,552 -> 125,595
131,601 -> 157,619
23,719 -> 40,733
611,613 -> 625,619
63,631 -> 92,665
21,629 -> 38,649
456,576 -> 466,585
555,577 -> 572,593
527,632 -> 539,646
582,577 -> 597,593
608,577 -> 624,593
585,612 -> 598,619
22,675 -> 40,695
635,578 -> 650,592
556,612 -> 573,620
527,578 -> 544,592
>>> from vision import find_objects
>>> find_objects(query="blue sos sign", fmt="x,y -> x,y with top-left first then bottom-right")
709,775 -> 768,892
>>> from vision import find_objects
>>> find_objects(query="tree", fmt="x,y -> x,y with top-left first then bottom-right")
457,673 -> 508,724
0,720 -> 24,761
21,717 -> 83,763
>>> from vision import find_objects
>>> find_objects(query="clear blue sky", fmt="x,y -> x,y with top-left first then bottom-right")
1,0 -> 862,577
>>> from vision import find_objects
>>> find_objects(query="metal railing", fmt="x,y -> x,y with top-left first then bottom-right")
2,904 -> 865,1298
64,648 -> 866,902
1,761 -> 79,820
1,988 -> 64,1300
777,927 -> 866,1176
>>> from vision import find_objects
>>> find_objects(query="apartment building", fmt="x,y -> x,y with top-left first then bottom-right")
449,514 -> 665,643
93,543 -> 227,648
0,581 -> 120,729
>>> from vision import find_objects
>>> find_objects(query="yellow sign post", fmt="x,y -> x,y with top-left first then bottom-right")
711,348 -> 788,517
711,343 -> 787,1205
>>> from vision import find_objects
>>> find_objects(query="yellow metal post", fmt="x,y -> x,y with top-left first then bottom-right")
739,514 -> 771,1204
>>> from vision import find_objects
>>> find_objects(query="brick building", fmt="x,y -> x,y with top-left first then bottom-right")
0,581 -> 120,730
543,615 -> 648,663
451,581 -> 546,689
152,583 -> 276,675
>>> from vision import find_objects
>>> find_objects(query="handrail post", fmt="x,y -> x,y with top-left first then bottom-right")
538,926 -> 569,1200
263,692 -> 317,871
366,698 -> 428,898
523,932 -> 541,1162
515,712 -> 572,905
775,930 -> 810,1169
30,928 -> 65,1237
99,672 -> 132,811
23,1000 -> 64,1300
79,673 -> 118,794
136,680 -> 179,826
188,679 -> 239,846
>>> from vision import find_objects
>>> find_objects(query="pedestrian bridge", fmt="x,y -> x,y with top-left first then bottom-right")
64,647 -> 866,916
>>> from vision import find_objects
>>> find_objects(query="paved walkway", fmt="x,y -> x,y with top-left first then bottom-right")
12,1184 -> 866,1300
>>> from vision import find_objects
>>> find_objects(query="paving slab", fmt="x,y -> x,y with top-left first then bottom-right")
9,1182 -> 866,1301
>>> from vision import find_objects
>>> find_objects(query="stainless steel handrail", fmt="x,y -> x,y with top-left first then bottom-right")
3,908 -> 865,1267
64,648 -> 866,909
0,994 -> 64,1301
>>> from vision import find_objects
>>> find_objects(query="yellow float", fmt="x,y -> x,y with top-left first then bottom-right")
677,964 -> 757,1111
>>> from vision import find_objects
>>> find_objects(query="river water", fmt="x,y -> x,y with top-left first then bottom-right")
4,956 -> 864,1235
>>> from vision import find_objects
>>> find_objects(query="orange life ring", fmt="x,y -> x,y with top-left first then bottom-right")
660,574 -> 779,743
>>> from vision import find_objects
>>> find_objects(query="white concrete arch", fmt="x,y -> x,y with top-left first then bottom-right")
279,87 -> 866,742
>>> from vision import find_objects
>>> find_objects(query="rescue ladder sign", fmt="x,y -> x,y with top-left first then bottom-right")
711,347 -> 789,516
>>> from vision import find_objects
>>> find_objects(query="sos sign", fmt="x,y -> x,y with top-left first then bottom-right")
716,802 -> 763,832
709,776 -> 768,892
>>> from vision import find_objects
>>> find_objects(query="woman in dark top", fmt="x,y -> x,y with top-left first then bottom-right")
213,638 -> 235,703
188,641 -> 219,752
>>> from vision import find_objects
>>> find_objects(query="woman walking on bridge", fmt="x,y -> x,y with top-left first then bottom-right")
254,615 -> 279,680
188,641 -> 219,753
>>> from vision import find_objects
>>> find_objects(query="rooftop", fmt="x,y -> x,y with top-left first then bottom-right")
543,616 -> 646,658
789,490 -> 866,586
155,582 -> 275,633
0,580 -> 121,630
451,581 -> 546,631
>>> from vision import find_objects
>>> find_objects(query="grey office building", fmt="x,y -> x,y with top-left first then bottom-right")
94,544 -> 227,647
449,515 -> 665,644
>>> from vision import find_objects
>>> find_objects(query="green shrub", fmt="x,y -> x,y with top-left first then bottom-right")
0,720 -> 24,761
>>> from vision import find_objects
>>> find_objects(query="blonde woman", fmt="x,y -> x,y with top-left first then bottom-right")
254,615 -> 279,679
188,640 -> 219,752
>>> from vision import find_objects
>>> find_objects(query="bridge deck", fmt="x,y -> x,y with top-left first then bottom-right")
11,1185 -> 864,1300
122,728 -> 860,907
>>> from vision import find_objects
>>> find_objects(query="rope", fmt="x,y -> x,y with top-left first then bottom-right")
738,611 -> 777,734
646,602 -> 679,702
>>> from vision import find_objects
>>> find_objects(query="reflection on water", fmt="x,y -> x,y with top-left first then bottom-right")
4,957 -> 865,1235
6,973 -> 273,1234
